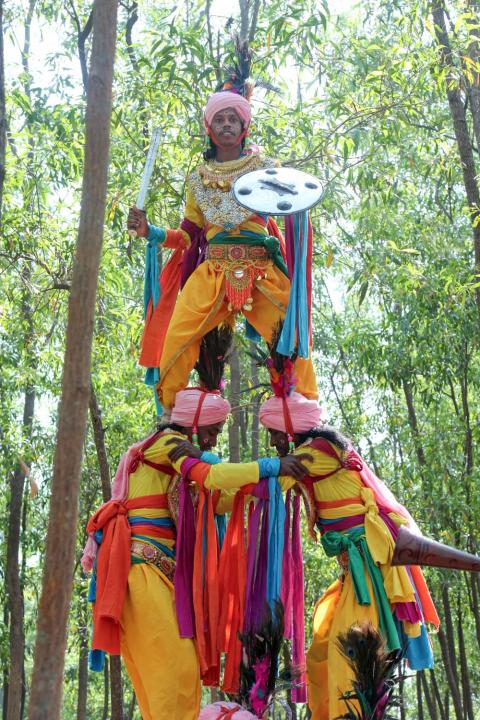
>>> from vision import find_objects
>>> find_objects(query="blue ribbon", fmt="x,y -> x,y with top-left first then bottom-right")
277,211 -> 309,358
266,477 -> 286,612
128,516 -> 174,528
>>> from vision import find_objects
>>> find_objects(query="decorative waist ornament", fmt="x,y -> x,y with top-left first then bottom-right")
207,243 -> 270,311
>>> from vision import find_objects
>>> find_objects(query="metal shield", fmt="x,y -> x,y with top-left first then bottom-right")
232,166 -> 323,215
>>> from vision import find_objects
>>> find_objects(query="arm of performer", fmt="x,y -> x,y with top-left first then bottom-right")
278,445 -> 335,489
167,439 -> 309,491
127,187 -> 204,249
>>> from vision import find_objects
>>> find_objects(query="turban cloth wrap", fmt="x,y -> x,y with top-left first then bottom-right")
171,388 -> 231,427
204,92 -> 252,129
259,391 -> 325,434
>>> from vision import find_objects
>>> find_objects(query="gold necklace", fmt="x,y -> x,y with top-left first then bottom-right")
198,154 -> 262,191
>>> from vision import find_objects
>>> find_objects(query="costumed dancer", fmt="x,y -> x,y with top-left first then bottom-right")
257,329 -> 440,720
81,327 -> 308,720
127,38 -> 317,416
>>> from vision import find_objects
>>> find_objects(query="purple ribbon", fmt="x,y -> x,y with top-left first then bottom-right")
180,219 -> 207,288
281,491 -> 293,640
173,476 -> 196,637
244,481 -> 270,632
318,514 -> 365,534
291,495 -> 306,703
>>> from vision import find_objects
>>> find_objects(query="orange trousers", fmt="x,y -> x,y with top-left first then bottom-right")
157,261 -> 318,409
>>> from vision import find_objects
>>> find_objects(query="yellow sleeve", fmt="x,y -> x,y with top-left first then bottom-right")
146,434 -> 259,489
202,461 -> 259,490
278,445 -> 341,489
184,185 -> 205,229
143,432 -> 187,472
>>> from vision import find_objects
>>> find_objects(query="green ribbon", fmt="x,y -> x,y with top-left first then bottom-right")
321,526 -> 401,652
209,230 -> 289,278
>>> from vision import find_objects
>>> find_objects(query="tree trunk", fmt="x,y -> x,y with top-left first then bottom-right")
432,1 -> 480,320
76,595 -> 88,720
402,378 -> 427,468
416,672 -> 425,720
437,626 -> 463,720
109,658 -> 123,720
430,669 -> 447,720
441,585 -> 459,687
27,2 -> 118,717
6,384 -> 35,720
398,661 -> 406,720
2,607 -> 8,719
467,571 -> 480,650
89,384 -> 123,718
126,692 -> 136,720
228,345 -> 241,462
89,384 -> 111,501
420,669 -> 438,720
0,0 -> 5,223
102,658 -> 109,720
457,602 -> 474,720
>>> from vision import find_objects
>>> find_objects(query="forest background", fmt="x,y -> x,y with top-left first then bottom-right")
1,0 -> 480,717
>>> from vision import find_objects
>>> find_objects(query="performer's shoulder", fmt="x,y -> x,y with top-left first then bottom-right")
258,153 -> 281,168
153,429 -> 188,449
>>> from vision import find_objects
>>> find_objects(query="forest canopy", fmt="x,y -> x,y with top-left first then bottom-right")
1,0 -> 480,717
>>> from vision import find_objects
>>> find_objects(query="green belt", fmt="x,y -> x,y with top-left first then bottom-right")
210,230 -> 289,278
321,526 -> 401,652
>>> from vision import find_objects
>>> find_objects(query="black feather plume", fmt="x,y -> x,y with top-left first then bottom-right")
194,325 -> 233,391
267,320 -> 298,373
335,623 -> 404,720
238,601 -> 285,717
217,35 -> 279,99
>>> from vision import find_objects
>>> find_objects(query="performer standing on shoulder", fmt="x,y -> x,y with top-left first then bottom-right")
127,41 -> 318,418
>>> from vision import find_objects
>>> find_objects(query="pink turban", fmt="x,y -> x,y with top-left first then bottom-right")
198,702 -> 256,719
259,391 -> 325,434
204,92 -> 252,129
171,388 -> 231,427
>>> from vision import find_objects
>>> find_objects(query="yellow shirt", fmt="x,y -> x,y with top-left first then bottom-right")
127,432 -> 260,549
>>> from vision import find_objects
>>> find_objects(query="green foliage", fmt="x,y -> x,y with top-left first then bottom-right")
2,0 -> 480,716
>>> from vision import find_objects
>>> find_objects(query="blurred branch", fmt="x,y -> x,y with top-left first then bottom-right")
66,1 -> 94,94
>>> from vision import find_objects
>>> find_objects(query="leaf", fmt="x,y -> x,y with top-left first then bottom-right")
358,281 -> 369,306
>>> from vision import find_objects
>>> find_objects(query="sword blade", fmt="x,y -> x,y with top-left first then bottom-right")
135,127 -> 162,210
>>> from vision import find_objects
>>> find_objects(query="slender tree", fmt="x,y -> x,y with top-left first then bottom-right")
0,0 -> 5,223
27,1 -> 118,716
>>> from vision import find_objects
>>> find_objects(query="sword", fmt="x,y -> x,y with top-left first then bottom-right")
128,126 -> 162,237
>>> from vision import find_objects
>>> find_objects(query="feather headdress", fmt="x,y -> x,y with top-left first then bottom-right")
239,601 -> 285,717
260,321 -> 298,399
217,35 -> 279,100
195,324 -> 233,391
